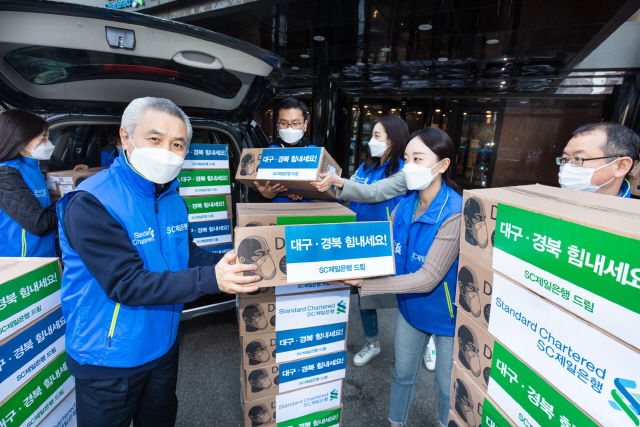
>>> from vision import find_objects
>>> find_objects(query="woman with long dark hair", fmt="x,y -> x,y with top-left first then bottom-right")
346,116 -> 411,367
332,127 -> 462,427
0,109 -> 57,257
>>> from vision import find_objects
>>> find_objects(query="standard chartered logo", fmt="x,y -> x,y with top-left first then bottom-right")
132,227 -> 155,246
166,223 -> 188,235
337,301 -> 346,314
609,378 -> 640,424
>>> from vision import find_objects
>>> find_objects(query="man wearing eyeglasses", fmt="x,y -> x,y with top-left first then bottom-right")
254,97 -> 315,202
557,123 -> 639,198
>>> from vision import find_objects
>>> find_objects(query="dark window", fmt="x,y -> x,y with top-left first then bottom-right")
5,46 -> 243,99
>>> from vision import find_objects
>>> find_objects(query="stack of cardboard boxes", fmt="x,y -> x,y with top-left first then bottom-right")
0,258 -> 76,427
46,167 -> 107,202
178,144 -> 233,254
448,184 -> 640,427
235,202 -> 397,427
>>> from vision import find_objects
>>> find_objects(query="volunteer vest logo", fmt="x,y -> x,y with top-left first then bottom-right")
238,236 -> 276,280
248,404 -> 272,426
243,304 -> 269,332
248,369 -> 273,392
246,339 -> 271,365
337,300 -> 347,314
464,197 -> 489,249
609,378 -> 640,425
458,266 -> 482,318
457,325 -> 481,378
240,152 -> 257,176
132,227 -> 155,246
395,242 -> 401,254
330,389 -> 339,400
454,378 -> 477,427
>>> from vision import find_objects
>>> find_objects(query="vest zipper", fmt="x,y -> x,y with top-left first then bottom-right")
155,199 -> 158,213
21,229 -> 27,257
154,192 -> 174,349
108,303 -> 120,347
444,282 -> 455,325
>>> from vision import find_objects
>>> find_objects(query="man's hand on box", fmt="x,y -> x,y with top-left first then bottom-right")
288,194 -> 303,201
215,251 -> 260,294
255,180 -> 287,199
311,173 -> 344,193
327,279 -> 363,288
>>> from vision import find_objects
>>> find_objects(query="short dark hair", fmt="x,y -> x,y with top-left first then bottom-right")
573,123 -> 640,160
0,110 -> 48,163
277,98 -> 308,121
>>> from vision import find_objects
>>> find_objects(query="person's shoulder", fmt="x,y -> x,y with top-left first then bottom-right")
447,186 -> 463,212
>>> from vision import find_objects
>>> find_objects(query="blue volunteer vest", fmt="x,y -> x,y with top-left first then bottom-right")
100,148 -> 118,167
268,143 -> 317,204
350,159 -> 407,222
620,179 -> 631,198
57,154 -> 189,367
0,156 -> 55,257
393,183 -> 462,336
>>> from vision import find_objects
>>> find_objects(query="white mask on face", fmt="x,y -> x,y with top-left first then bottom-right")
279,128 -> 304,144
127,137 -> 185,184
28,141 -> 55,161
403,160 -> 443,191
368,138 -> 389,158
558,159 -> 617,193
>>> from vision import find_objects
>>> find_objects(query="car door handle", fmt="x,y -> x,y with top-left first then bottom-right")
172,51 -> 223,69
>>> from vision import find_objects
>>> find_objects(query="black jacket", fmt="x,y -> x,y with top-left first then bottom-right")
0,165 -> 57,236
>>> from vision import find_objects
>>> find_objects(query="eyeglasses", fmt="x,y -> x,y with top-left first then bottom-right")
277,121 -> 304,130
555,156 -> 623,167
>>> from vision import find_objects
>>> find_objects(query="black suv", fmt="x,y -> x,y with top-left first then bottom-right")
0,0 -> 280,320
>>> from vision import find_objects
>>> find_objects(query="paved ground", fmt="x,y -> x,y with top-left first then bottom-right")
175,294 -> 441,427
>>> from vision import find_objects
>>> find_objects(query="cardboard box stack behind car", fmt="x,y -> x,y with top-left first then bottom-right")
0,258 -> 75,426
178,144 -> 234,254
451,184 -> 640,427
236,203 -> 361,427
46,167 -> 107,201
235,147 -> 342,200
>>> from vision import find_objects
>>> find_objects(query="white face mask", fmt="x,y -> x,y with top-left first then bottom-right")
127,138 -> 185,184
403,160 -> 442,191
558,160 -> 617,193
279,128 -> 304,145
27,141 -> 55,160
368,138 -> 389,158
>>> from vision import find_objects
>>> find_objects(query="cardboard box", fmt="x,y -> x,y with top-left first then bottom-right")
461,184 -> 640,350
235,147 -> 342,200
190,219 -> 232,246
277,406 -> 342,427
184,195 -> 232,222
236,203 -> 355,228
242,380 -> 342,427
487,271 -> 638,427
200,242 -> 234,254
183,143 -> 228,169
46,167 -> 107,196
40,389 -> 77,427
0,351 -> 74,427
177,169 -> 231,196
0,258 -> 61,342
488,339 -> 597,427
0,305 -> 66,402
454,310 -> 494,392
447,409 -> 466,427
451,361 -> 487,427
237,289 -> 350,337
234,221 -> 395,287
239,283 -> 348,300
240,322 -> 348,367
242,350 -> 346,400
456,254 -> 494,330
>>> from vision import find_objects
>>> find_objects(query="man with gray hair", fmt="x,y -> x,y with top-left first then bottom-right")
558,122 -> 639,197
57,97 -> 261,426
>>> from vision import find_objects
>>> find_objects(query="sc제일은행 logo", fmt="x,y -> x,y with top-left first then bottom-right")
337,301 -> 346,314
609,378 -> 640,425
330,389 -> 339,400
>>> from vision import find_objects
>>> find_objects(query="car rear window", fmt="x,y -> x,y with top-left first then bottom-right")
5,46 -> 243,99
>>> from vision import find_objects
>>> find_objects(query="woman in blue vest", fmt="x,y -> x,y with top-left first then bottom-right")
348,116 -> 410,367
337,127 -> 462,427
0,110 -> 56,257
